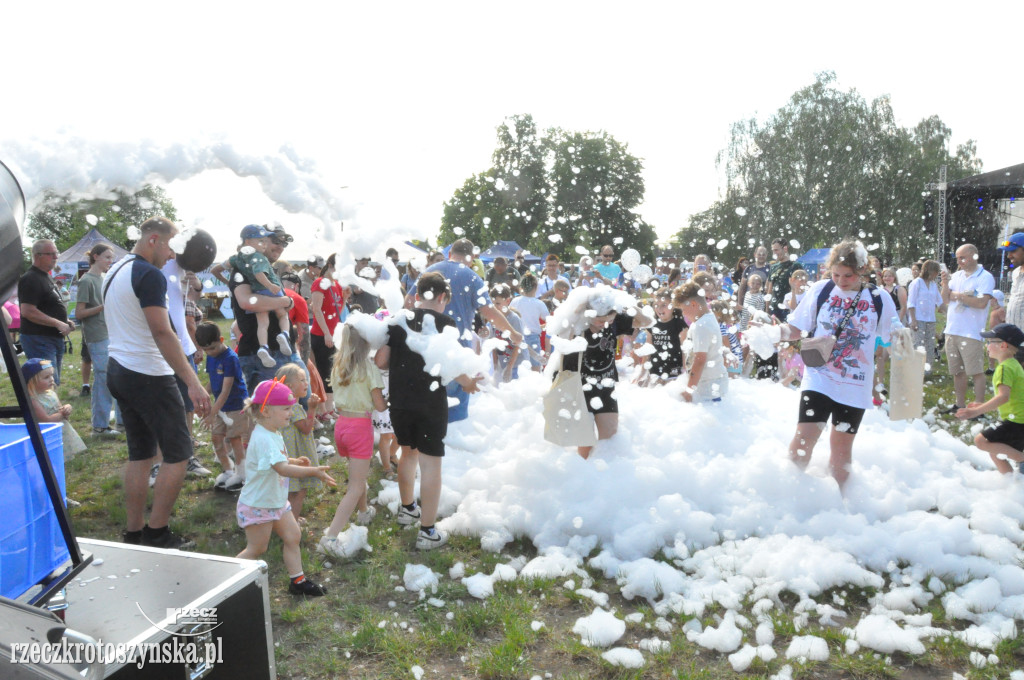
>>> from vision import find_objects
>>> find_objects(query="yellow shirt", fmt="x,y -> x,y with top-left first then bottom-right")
331,358 -> 385,413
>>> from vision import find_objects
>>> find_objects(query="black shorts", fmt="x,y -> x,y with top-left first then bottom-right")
390,408 -> 447,457
797,390 -> 865,435
81,341 -> 91,362
582,384 -> 618,415
311,333 -> 335,394
981,420 -> 1024,451
108,358 -> 193,464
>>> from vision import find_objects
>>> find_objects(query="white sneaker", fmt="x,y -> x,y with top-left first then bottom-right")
213,470 -> 233,489
186,456 -> 212,478
148,464 -> 160,488
276,332 -> 292,355
356,506 -> 377,525
223,470 -> 246,492
397,504 -> 421,526
415,528 -> 448,550
257,346 -> 275,368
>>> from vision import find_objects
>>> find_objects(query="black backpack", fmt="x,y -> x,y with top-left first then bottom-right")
814,281 -> 884,321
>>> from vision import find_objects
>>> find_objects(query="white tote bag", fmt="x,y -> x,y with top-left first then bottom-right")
888,327 -> 925,421
543,371 -> 598,447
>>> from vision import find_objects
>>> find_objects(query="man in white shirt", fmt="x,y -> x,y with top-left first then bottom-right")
537,253 -> 570,301
995,232 -> 1024,328
941,243 -> 995,412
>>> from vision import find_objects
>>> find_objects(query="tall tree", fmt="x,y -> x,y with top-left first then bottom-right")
27,184 -> 178,252
679,72 -> 984,265
440,114 -> 655,258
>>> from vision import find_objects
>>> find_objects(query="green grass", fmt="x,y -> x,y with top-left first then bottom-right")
3,318 -> 1023,679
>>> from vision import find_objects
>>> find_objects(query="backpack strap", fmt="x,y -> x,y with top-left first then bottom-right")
814,280 -> 883,322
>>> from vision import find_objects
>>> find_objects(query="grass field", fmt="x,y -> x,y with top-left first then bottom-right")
3,318 -> 1023,679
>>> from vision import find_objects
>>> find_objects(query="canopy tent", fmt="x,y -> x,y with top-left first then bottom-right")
939,162 -> 1023,273
54,228 -> 129,276
798,248 -> 830,278
946,162 -> 1024,200
477,241 -> 543,265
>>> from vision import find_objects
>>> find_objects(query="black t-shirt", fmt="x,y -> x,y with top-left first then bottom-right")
229,268 -> 282,357
348,288 -> 380,314
768,259 -> 802,315
648,315 -> 687,378
18,266 -> 67,336
387,309 -> 456,414
581,313 -> 634,383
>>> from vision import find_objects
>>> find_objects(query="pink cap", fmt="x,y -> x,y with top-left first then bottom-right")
252,379 -> 297,411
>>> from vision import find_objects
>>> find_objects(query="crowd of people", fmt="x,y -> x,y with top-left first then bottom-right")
15,221 -> 1024,598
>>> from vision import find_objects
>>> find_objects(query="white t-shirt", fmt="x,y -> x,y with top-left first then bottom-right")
906,277 -> 943,323
162,260 -> 196,355
790,280 -> 898,409
510,295 -> 549,334
105,255 -> 173,376
1007,267 -> 1024,328
537,274 -> 570,297
685,312 -> 729,384
945,267 -> 995,340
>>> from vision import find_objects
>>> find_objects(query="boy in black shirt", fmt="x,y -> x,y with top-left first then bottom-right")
374,272 -> 480,549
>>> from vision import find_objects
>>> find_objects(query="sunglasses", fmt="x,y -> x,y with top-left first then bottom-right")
1002,241 -> 1021,250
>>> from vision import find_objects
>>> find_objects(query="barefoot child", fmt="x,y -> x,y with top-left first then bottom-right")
317,320 -> 388,560
371,310 -> 398,478
23,358 -> 86,458
374,271 -> 481,549
229,224 -> 292,367
674,282 -> 729,403
275,363 -> 322,522
957,323 -> 1024,474
195,322 -> 251,491
236,379 -> 335,596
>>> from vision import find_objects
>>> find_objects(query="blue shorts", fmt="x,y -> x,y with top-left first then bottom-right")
251,287 -> 284,298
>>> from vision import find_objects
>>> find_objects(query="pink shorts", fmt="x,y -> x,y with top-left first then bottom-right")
334,416 -> 373,459
236,501 -> 292,528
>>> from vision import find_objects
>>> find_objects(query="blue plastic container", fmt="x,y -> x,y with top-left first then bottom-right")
0,422 -> 68,600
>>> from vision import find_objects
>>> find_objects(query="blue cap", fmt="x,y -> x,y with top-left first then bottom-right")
21,358 -> 52,382
240,224 -> 271,240
998,233 -> 1024,251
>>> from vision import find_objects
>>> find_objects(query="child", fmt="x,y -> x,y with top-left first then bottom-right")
711,300 -> 743,377
779,342 -> 805,388
316,320 -> 389,560
229,224 -> 292,368
740,273 -> 766,330
236,379 -> 335,596
490,284 -> 524,383
782,269 -> 810,315
371,310 -> 398,478
374,271 -> 480,549
547,279 -> 571,313
510,273 -> 549,371
23,358 -> 86,458
642,288 -> 687,384
276,363 -> 322,522
196,322 -> 251,491
957,323 -> 1024,474
673,282 -> 729,403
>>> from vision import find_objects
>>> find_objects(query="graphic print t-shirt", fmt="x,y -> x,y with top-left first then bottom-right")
581,313 -> 634,385
789,280 -> 897,409
648,316 -> 687,378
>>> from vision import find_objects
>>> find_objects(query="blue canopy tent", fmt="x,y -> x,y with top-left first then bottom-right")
478,241 -> 543,266
799,248 -> 831,278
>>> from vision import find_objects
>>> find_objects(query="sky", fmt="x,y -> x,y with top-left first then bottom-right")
2,1 -> 1021,262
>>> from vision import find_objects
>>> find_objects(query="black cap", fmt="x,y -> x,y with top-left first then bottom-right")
981,323 -> 1024,348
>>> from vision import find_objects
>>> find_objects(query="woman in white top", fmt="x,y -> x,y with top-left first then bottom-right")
775,239 -> 898,490
906,260 -> 945,374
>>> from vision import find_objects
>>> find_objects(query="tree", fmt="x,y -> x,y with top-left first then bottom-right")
27,184 -> 178,252
440,114 -> 655,258
679,72 -> 985,265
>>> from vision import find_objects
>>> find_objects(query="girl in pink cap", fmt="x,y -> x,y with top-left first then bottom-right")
236,378 -> 336,597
